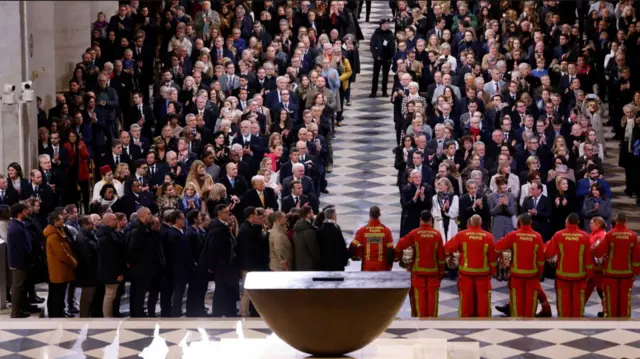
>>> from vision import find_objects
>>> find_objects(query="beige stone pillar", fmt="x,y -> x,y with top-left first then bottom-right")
54,1 -> 92,92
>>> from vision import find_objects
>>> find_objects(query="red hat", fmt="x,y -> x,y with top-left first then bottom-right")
100,165 -> 112,176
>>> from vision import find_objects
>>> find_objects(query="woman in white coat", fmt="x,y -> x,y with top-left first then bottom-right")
431,177 -> 459,242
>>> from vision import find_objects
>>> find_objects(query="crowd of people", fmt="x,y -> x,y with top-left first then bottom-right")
4,0 -> 640,320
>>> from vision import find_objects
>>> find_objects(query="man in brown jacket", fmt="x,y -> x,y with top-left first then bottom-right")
45,210 -> 78,318
268,211 -> 292,271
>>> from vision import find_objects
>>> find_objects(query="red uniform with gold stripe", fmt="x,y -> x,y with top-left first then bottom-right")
495,225 -> 545,317
593,223 -> 640,318
444,225 -> 496,317
395,224 -> 445,317
545,224 -> 593,318
350,219 -> 394,271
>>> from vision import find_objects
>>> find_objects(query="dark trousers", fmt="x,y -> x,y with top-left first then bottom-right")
10,269 -> 28,318
91,284 -> 105,317
130,272 -> 155,318
358,0 -> 372,20
211,281 -> 239,317
66,282 -> 77,311
171,277 -> 188,317
48,282 -> 68,318
371,59 -> 391,95
336,86 -> 346,123
187,273 -> 209,317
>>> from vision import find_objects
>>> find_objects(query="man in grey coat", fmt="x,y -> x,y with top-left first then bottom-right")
293,206 -> 322,271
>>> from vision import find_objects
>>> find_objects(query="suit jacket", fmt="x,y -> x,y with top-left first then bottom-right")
243,188 -> 279,211
101,153 -> 132,171
21,183 -> 54,215
121,144 -> 143,161
281,194 -> 311,214
458,193 -> 490,230
127,104 -> 156,136
220,75 -> 241,95
520,195 -> 552,240
0,186 -> 19,206
211,48 -> 235,65
282,176 -> 316,199
218,175 -> 249,201
112,191 -> 155,217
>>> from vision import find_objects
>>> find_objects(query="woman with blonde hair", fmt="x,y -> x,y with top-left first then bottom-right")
431,177 -> 459,242
113,163 -> 130,183
179,76 -> 199,109
179,182 -> 203,213
185,160 -> 215,197
579,129 -> 605,159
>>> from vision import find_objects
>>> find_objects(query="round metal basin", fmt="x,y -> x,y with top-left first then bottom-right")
245,271 -> 410,356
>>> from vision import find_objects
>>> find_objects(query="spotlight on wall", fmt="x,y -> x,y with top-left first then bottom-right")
2,85 -> 15,105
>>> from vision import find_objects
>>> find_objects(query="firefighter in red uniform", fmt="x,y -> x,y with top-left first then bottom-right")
593,213 -> 640,318
494,214 -> 545,317
444,215 -> 496,317
545,213 -> 594,318
395,211 -> 445,317
349,206 -> 394,271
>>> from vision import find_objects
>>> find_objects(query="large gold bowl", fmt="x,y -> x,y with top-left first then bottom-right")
245,271 -> 410,356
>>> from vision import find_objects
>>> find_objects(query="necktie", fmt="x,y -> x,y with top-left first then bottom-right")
495,82 -> 499,92
137,47 -> 141,55
230,178 -> 235,187
294,196 -> 299,205
34,186 -> 39,193
115,156 -> 120,165
258,191 -> 265,206
218,49 -> 222,59
471,196 -> 475,204
0,190 -> 5,202
139,105 -> 143,115
533,197 -> 538,208
138,176 -> 144,185
123,146 -> 129,156
150,166 -> 155,176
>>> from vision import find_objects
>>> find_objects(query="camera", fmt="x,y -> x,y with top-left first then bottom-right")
21,81 -> 34,102
2,84 -> 15,105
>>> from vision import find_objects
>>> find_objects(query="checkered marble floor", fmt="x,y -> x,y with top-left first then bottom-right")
0,319 -> 640,358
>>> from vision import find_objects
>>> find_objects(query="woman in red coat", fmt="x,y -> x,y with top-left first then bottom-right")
63,129 -> 92,213
587,216 -> 607,317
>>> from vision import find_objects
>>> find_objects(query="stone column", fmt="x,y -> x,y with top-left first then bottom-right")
54,1 -> 92,92
26,1 -> 56,108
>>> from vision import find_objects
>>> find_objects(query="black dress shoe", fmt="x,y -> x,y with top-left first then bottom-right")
321,188 -> 329,194
381,92 -> 389,97
11,312 -> 30,318
23,305 -> 41,313
495,303 -> 510,317
69,306 -> 79,314
597,311 -> 604,317
368,93 -> 377,98
29,296 -> 45,304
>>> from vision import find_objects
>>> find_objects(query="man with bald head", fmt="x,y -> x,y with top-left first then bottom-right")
445,214 -> 496,317
127,207 -> 166,318
97,213 -> 126,318
218,162 -> 249,219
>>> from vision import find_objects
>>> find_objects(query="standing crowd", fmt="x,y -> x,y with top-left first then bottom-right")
4,0 -> 640,320
6,0 -> 367,318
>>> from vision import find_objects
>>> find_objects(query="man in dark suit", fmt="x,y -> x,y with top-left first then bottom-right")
281,163 -> 316,198
190,97 -> 217,129
145,151 -> 168,192
211,36 -> 235,65
101,140 -> 131,172
7,202 -> 34,318
279,148 -> 300,185
128,92 -> 155,139
129,124 -> 151,155
520,182 -> 552,241
0,175 -> 19,206
281,179 -> 312,214
232,120 -> 266,170
218,163 -> 249,219
317,207 -> 349,271
127,208 -> 165,318
21,170 -> 54,216
244,175 -> 278,212
120,131 -> 143,162
38,154 -> 66,207
270,90 -> 299,125
165,151 -> 188,187
458,179 -> 490,231
112,180 -> 155,217
202,204 -> 240,317
166,210 -> 194,317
